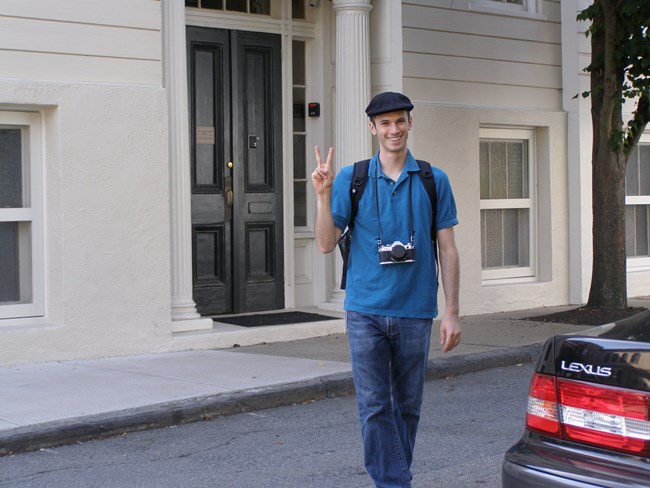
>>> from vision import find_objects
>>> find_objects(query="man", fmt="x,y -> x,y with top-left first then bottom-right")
311,92 -> 461,488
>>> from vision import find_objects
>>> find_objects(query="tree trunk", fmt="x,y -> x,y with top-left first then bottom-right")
586,0 -> 628,309
588,149 -> 628,309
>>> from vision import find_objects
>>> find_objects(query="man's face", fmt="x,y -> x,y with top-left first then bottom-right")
369,110 -> 412,155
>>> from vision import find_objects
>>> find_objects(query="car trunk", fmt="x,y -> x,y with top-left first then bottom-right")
529,310 -> 650,456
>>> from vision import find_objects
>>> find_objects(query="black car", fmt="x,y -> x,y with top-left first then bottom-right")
503,309 -> 650,487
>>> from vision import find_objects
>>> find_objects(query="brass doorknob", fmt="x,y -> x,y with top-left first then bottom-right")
227,161 -> 233,169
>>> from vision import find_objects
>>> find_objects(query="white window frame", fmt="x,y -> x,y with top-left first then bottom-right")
480,128 -> 537,283
626,134 -> 650,271
0,111 -> 44,320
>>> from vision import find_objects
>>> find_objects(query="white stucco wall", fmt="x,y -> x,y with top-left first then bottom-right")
410,105 -> 569,316
396,0 -> 571,315
0,81 -> 172,366
0,1 -> 173,366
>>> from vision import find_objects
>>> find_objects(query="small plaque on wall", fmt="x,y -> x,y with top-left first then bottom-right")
196,126 -> 215,145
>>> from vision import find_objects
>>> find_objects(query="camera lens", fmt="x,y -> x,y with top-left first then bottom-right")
390,243 -> 406,261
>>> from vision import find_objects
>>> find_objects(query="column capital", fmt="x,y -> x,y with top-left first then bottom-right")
332,0 -> 372,13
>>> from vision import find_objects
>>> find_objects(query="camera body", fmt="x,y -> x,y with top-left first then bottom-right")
379,241 -> 415,265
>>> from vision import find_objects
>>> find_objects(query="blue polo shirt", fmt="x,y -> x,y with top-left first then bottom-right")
331,150 -> 458,319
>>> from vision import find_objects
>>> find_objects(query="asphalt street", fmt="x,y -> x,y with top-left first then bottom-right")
0,363 -> 533,488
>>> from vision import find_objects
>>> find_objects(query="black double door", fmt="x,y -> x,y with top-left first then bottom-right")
187,27 -> 284,315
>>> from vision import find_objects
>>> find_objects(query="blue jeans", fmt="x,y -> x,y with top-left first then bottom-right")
346,311 -> 433,488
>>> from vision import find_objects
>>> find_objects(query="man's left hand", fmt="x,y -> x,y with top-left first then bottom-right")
440,314 -> 461,353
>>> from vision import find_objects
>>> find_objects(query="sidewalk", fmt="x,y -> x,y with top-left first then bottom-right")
1,302 -> 643,456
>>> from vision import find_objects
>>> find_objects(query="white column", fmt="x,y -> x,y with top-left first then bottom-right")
163,0 -> 213,332
324,0 -> 373,307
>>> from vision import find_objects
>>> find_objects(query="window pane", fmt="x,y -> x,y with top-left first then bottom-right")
294,182 -> 307,227
626,146 -> 640,196
513,208 -> 529,266
250,0 -> 270,14
481,210 -> 487,267
626,205 -> 650,257
0,222 -> 19,302
626,205 -> 636,256
201,0 -> 222,8
0,221 -> 31,304
481,139 -> 529,200
293,135 -> 306,179
226,0 -> 246,12
489,141 -> 507,199
483,209 -> 504,268
640,145 -> 650,196
479,141 -> 490,199
292,41 -> 305,86
293,88 -> 306,132
503,209 -> 519,266
636,205 -> 649,256
481,209 -> 529,269
292,0 -> 305,19
0,128 -> 23,208
507,141 -> 526,198
185,0 -> 199,7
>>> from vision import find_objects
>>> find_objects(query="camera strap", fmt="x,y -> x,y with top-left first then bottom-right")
374,164 -> 415,248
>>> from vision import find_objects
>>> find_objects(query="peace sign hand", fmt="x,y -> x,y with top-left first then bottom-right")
311,146 -> 334,196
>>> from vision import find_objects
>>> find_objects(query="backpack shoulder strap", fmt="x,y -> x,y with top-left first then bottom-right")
416,160 -> 440,284
349,159 -> 371,227
339,159 -> 371,291
415,160 -> 437,240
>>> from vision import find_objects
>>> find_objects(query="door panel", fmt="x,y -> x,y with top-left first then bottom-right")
188,27 -> 232,315
187,27 -> 283,315
231,31 -> 284,312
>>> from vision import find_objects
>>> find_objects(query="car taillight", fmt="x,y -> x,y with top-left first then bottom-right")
527,373 -> 560,436
526,373 -> 650,457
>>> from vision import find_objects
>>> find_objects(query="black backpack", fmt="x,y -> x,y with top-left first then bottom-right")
337,159 -> 438,289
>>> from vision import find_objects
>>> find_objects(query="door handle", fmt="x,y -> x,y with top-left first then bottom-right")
225,175 -> 233,222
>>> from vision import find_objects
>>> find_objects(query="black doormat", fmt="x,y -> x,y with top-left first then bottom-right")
214,311 -> 340,327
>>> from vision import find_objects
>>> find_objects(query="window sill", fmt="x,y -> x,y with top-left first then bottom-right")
482,275 -> 538,287
0,303 -> 45,320
468,3 -> 547,21
627,258 -> 650,273
0,317 -> 59,331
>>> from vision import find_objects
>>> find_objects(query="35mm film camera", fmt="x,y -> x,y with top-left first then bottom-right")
379,241 -> 415,265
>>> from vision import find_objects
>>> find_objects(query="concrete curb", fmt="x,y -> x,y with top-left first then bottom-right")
426,343 -> 542,380
0,344 -> 542,456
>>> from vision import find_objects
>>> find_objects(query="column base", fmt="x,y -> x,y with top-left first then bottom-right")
319,289 -> 345,312
171,298 -> 214,332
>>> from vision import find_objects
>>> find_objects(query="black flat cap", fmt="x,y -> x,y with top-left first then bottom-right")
365,92 -> 414,117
